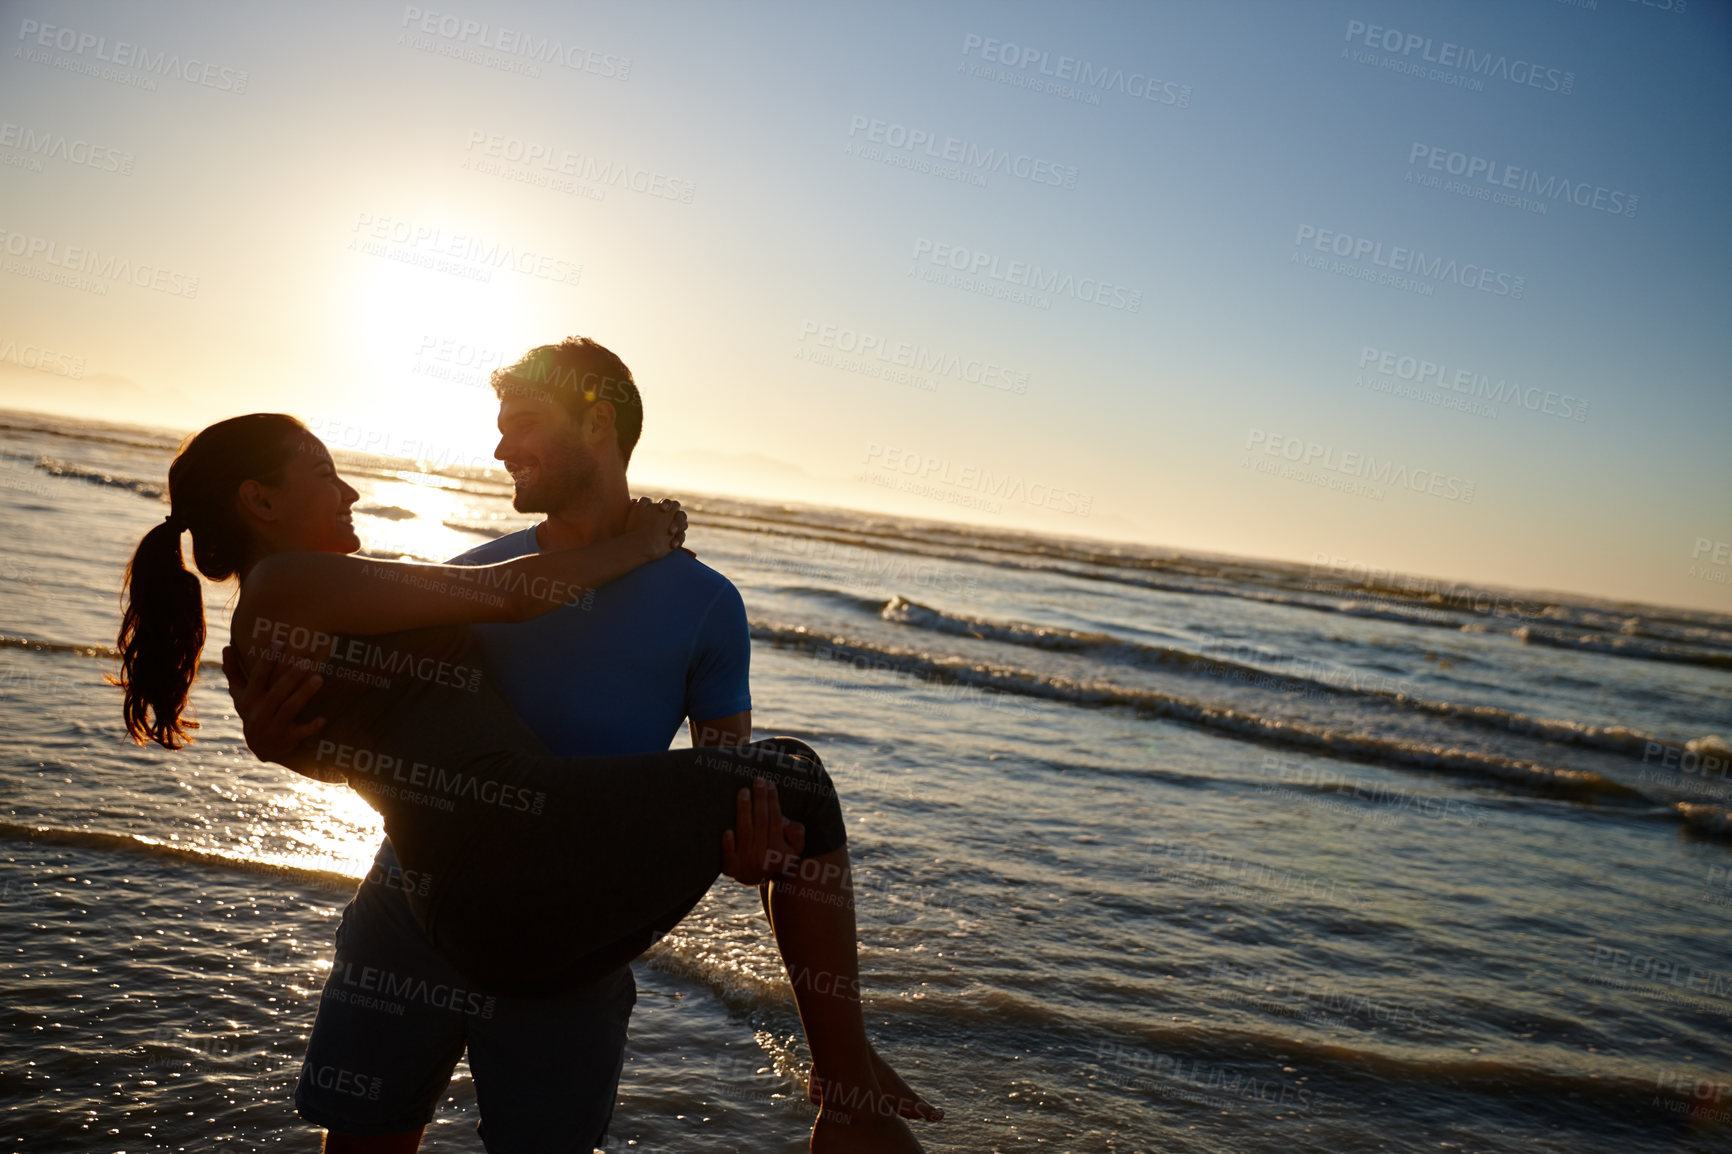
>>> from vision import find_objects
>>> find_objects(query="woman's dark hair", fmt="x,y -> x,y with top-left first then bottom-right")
115,413 -> 308,748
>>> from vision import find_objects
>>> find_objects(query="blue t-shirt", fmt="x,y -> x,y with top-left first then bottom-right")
446,528 -> 751,757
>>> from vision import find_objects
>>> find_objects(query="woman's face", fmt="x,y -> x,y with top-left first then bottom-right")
266,436 -> 361,554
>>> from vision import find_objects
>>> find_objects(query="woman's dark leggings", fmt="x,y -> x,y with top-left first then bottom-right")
383,737 -> 846,998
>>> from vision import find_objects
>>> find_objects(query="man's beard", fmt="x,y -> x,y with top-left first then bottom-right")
510,444 -> 600,513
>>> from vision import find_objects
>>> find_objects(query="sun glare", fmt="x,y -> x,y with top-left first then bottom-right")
324,259 -> 525,470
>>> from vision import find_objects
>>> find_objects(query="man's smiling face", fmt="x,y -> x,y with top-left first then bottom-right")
492,388 -> 600,513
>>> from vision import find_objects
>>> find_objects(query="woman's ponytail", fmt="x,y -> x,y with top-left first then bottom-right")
112,413 -> 306,749
116,516 -> 205,748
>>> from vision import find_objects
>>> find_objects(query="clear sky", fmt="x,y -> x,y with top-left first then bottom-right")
2,0 -> 1728,611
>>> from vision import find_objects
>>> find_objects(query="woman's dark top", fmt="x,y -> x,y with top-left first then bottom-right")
266,623 -> 845,998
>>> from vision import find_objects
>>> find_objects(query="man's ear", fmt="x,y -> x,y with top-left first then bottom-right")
584,400 -> 618,446
235,477 -> 279,523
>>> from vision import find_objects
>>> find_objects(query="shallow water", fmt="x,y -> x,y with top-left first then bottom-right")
2,409 -> 1730,1152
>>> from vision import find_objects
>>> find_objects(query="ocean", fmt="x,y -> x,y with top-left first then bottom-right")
2,408 -> 1730,1152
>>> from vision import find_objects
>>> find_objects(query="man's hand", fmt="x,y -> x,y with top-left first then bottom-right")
221,642 -> 330,770
721,777 -> 806,886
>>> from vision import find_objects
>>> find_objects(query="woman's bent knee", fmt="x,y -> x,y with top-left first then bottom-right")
749,737 -> 846,856
753,735 -> 817,762
753,737 -> 831,798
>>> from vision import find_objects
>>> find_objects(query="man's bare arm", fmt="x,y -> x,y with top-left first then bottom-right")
689,710 -> 751,748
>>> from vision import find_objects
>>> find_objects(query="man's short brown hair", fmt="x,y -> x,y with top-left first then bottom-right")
491,337 -> 643,466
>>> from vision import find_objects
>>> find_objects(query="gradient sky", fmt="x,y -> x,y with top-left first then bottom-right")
2,0 -> 1728,611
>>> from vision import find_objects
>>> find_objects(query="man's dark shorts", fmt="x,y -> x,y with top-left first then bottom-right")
295,841 -> 634,1151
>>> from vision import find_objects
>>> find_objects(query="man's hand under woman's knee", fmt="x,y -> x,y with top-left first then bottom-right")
721,777 -> 806,885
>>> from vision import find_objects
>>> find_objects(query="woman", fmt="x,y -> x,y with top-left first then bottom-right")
114,413 -> 934,1152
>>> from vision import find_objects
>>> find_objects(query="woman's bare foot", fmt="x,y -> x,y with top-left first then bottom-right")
810,1091 -> 926,1153
809,1045 -> 942,1121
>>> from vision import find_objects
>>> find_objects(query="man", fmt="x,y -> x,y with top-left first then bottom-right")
226,337 -> 787,1152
